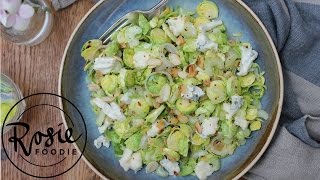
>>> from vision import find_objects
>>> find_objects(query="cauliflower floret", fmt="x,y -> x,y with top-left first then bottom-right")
181,85 -> 205,101
98,118 -> 113,134
237,45 -> 258,76
234,115 -> 249,130
129,152 -> 143,172
223,96 -> 243,120
195,161 -> 215,180
119,148 -> 143,173
94,135 -> 110,149
93,57 -> 122,74
120,92 -> 132,104
119,148 -> 133,171
199,19 -> 223,32
133,51 -> 150,69
92,98 -> 125,121
167,16 -> 186,36
196,33 -> 218,52
160,158 -> 180,176
201,117 -> 219,138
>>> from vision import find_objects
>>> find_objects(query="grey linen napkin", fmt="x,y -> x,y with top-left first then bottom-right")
53,0 -> 320,179
242,0 -> 320,179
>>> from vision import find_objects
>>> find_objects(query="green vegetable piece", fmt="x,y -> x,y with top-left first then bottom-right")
213,24 -> 226,33
191,133 -> 207,145
180,165 -> 194,176
226,76 -> 241,96
145,105 -> 166,123
150,28 -> 171,44
207,80 -> 227,104
195,99 -> 215,116
101,74 -> 119,95
200,154 -> 220,171
113,120 -> 130,139
146,74 -> 169,96
221,120 -> 238,139
168,84 -> 180,105
123,48 -> 135,68
128,98 -> 150,118
246,108 -> 258,121
181,22 -> 197,38
236,128 -> 251,140
205,50 -> 224,69
163,148 -> 180,161
142,148 -> 163,164
149,16 -> 159,28
208,32 -> 228,45
125,133 -> 142,151
162,23 -> 177,42
81,39 -> 102,61
148,138 -> 165,148
183,78 -> 202,86
139,14 -> 151,35
119,69 -> 136,88
196,71 -> 210,82
194,16 -> 210,29
196,1 -> 219,19
176,98 -> 198,115
167,131 -> 189,156
180,158 -> 197,176
250,121 -> 262,131
105,130 -> 121,144
112,142 -> 123,156
240,73 -> 256,87
183,39 -> 197,52
100,42 -> 119,57
179,124 -> 192,138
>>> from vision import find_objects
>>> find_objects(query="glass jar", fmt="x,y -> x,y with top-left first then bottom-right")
0,74 -> 26,134
0,0 -> 54,46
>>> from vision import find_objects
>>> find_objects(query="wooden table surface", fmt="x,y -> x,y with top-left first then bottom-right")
1,1 -> 101,179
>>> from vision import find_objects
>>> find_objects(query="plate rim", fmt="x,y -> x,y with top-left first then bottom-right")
58,0 -> 284,179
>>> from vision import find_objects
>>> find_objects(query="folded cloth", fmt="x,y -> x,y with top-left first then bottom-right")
242,0 -> 320,179
53,0 -> 320,178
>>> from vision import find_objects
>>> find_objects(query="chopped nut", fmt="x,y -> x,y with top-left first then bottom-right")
156,97 -> 163,104
186,64 -> 198,78
178,115 -> 189,123
176,36 -> 186,46
203,79 -> 211,87
195,122 -> 202,134
196,55 -> 205,69
153,101 -> 161,108
224,71 -> 233,78
179,84 -> 187,94
156,119 -> 166,129
120,43 -> 127,49
169,117 -> 179,125
234,59 -> 241,68
169,68 -> 180,78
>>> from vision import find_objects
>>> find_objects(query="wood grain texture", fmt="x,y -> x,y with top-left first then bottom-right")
0,1 -> 101,179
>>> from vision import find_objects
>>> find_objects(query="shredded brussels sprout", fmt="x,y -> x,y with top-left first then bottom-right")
81,1 -> 267,179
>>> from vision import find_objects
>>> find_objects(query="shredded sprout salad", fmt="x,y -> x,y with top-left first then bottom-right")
81,1 -> 268,179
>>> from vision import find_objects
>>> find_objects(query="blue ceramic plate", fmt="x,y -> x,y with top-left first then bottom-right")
59,0 -> 283,179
